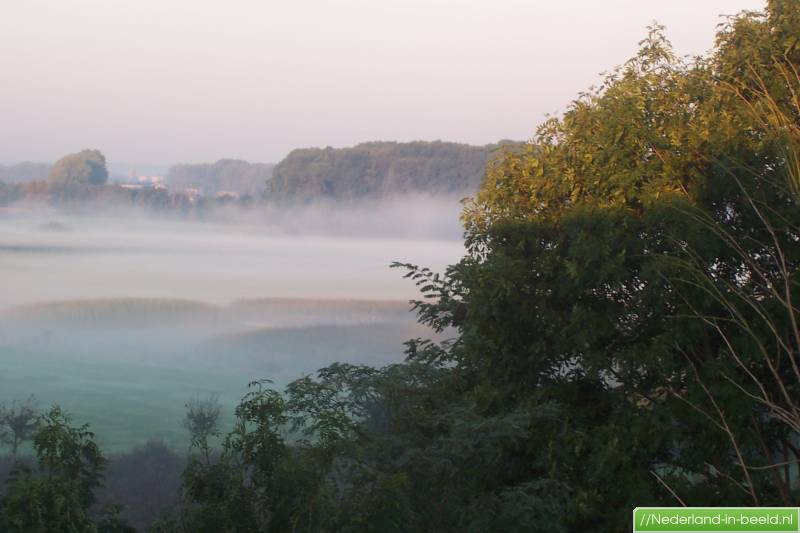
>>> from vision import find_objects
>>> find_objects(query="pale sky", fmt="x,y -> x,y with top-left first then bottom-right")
0,0 -> 765,168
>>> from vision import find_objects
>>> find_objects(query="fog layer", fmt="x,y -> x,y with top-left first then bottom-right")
0,202 -> 462,450
0,200 -> 463,308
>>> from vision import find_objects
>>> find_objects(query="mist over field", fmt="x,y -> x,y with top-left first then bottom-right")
0,203 -> 463,451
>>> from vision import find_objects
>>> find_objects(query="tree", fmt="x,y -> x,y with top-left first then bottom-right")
266,141 -> 517,203
661,14 -> 800,505
48,149 -> 108,186
0,396 -> 39,458
0,406 -> 133,532
178,382 -> 288,532
183,396 -> 222,463
447,0 -> 800,522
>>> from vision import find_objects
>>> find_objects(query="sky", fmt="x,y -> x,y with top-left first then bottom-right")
0,0 -> 766,169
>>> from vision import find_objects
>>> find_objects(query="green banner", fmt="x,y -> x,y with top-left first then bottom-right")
633,508 -> 800,532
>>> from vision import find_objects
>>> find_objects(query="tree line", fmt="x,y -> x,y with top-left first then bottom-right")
0,150 -> 255,215
266,140 -> 521,204
0,141 -> 518,207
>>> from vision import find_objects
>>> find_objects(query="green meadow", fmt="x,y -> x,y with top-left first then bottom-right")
0,297 -> 427,452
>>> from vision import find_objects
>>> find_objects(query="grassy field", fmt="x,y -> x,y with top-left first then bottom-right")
0,304 -> 425,453
0,344 -> 248,453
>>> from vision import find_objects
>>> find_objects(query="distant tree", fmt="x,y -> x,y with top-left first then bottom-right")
266,141 -> 521,204
183,396 -> 221,462
48,149 -> 108,186
0,396 -> 39,458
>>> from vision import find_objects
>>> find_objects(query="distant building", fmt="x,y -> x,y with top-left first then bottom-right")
215,190 -> 239,200
125,170 -> 165,188
135,175 -> 164,187
183,188 -> 201,201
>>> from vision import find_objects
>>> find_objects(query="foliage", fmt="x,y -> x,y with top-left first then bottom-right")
183,396 -> 222,462
0,396 -> 39,458
267,140 -> 520,204
0,179 -> 253,214
48,150 -> 109,186
447,0 -> 800,525
178,381 -> 288,532
0,406 -> 133,532
172,364 -> 567,532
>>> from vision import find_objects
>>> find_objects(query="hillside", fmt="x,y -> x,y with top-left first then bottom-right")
266,140 -> 521,203
165,159 -> 275,196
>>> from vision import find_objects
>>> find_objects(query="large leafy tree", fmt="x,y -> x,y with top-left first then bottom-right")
48,149 -> 109,186
451,0 -> 800,520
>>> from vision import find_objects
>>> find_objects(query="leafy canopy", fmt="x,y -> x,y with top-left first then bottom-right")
48,149 -> 108,186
